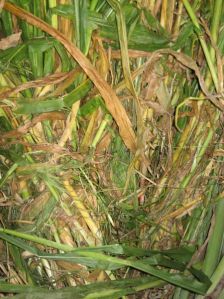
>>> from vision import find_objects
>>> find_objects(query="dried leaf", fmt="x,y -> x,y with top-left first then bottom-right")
94,36 -> 110,79
0,31 -> 21,50
156,81 -> 171,110
111,49 -> 153,59
0,112 -> 66,138
0,140 -> 84,161
140,48 -> 224,111
58,100 -> 80,147
0,71 -> 73,99
144,100 -> 169,114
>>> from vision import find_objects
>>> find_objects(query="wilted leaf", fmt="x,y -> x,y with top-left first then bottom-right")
0,72 -> 72,99
156,81 -> 171,110
0,31 -> 21,50
1,112 -> 66,138
145,100 -> 169,114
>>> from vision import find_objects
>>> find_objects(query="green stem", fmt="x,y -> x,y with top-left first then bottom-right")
0,228 -> 74,252
90,0 -> 99,11
207,255 -> 224,295
209,0 -> 223,79
49,0 -> 58,29
91,114 -> 112,148
183,0 -> 218,91
202,196 -> 224,277
210,0 -> 223,43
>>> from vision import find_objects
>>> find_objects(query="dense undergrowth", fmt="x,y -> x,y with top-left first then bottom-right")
0,0 -> 224,298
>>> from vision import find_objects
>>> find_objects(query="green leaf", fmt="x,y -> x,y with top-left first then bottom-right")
142,8 -> 168,37
15,98 -> 64,114
8,244 -> 34,284
0,44 -> 27,63
0,10 -> 14,36
79,96 -> 105,116
50,4 -> 75,20
0,163 -> 18,188
0,230 -> 211,295
172,22 -> 195,50
63,79 -> 92,107
1,276 -> 164,299
27,38 -> 55,78
100,23 -> 169,51
54,42 -> 71,72
0,283 -> 46,294
50,4 -> 170,51
27,38 -> 55,52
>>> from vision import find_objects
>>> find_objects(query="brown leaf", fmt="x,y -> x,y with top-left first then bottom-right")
156,81 -> 171,110
20,192 -> 50,221
0,31 -> 21,50
94,36 -> 110,79
56,260 -> 89,276
0,71 -> 73,99
111,49 -> 153,59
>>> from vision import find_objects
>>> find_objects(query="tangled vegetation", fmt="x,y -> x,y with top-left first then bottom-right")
0,0 -> 224,298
